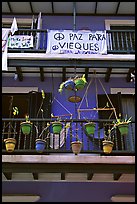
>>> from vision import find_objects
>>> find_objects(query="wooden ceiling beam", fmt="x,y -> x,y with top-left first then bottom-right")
105,68 -> 112,82
40,67 -> 45,81
62,67 -> 66,82
113,173 -> 122,180
32,173 -> 39,180
16,67 -> 23,81
3,172 -> 12,180
126,68 -> 135,82
85,67 -> 89,82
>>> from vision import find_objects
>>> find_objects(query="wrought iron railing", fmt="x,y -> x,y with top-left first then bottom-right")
8,29 -> 135,54
2,118 -> 135,155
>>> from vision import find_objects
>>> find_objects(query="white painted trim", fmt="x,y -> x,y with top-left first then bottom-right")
2,87 -> 38,93
7,53 -> 135,61
105,20 -> 135,30
2,155 -> 135,164
111,88 -> 135,95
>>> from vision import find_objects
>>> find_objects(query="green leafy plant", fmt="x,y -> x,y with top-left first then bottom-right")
113,115 -> 132,126
58,81 -> 66,93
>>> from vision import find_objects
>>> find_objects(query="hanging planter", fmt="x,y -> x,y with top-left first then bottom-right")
84,122 -> 96,135
102,140 -> 114,154
117,122 -> 129,136
51,121 -> 63,134
71,141 -> 82,155
20,121 -> 33,135
20,115 -> 33,135
74,74 -> 87,90
114,116 -> 132,136
64,79 -> 75,90
35,138 -> 46,153
4,138 -> 16,152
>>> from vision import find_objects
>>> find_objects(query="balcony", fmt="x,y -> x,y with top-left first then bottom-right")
7,29 -> 135,54
2,118 -> 135,155
2,118 -> 135,186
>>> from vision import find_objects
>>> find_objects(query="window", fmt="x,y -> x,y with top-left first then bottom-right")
98,93 -> 135,152
2,92 -> 52,118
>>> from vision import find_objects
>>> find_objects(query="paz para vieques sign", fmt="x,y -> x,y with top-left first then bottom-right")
46,30 -> 107,54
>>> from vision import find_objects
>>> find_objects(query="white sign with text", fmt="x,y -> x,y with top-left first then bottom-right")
46,30 -> 107,54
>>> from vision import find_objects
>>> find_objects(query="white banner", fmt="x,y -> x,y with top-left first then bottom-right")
8,35 -> 33,48
2,17 -> 18,71
46,30 -> 107,54
2,28 -> 11,71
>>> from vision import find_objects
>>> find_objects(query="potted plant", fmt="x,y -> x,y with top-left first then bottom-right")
102,128 -> 114,154
84,121 -> 96,136
70,128 -> 82,155
71,140 -> 82,155
20,115 -> 33,135
51,116 -> 63,134
58,78 -> 75,93
35,123 -> 51,153
113,115 -> 132,136
4,106 -> 19,152
73,74 -> 87,90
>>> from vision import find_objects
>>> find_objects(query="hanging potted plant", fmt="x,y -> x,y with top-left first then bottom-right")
58,78 -> 75,93
71,128 -> 82,155
32,90 -> 53,153
20,114 -> 33,135
113,115 -> 132,136
35,123 -> 51,153
73,74 -> 87,90
71,140 -> 82,155
102,127 -> 114,154
84,121 -> 96,136
4,106 -> 19,152
51,116 -> 63,134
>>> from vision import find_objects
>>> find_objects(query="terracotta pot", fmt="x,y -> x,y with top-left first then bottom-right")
102,140 -> 114,154
84,122 -> 96,135
71,141 -> 82,155
117,122 -> 129,136
52,122 -> 63,134
35,139 -> 46,153
4,138 -> 16,152
20,121 -> 32,135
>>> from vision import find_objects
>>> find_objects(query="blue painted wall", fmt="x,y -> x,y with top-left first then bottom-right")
3,181 -> 135,202
2,76 -> 134,118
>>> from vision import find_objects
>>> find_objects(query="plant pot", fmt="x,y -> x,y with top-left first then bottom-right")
4,138 -> 16,152
64,80 -> 75,90
71,141 -> 82,155
102,140 -> 114,154
20,121 -> 33,135
74,78 -> 85,90
84,122 -> 96,135
117,122 -> 129,136
35,139 -> 46,153
52,121 -> 63,134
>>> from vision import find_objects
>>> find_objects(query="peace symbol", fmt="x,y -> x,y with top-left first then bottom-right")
52,45 -> 59,50
54,33 -> 64,41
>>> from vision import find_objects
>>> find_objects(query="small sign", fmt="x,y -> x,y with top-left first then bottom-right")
8,35 -> 33,48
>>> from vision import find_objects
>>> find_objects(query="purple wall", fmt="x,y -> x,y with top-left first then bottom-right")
2,76 -> 134,118
42,15 -> 135,30
3,14 -> 134,30
2,181 -> 135,202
